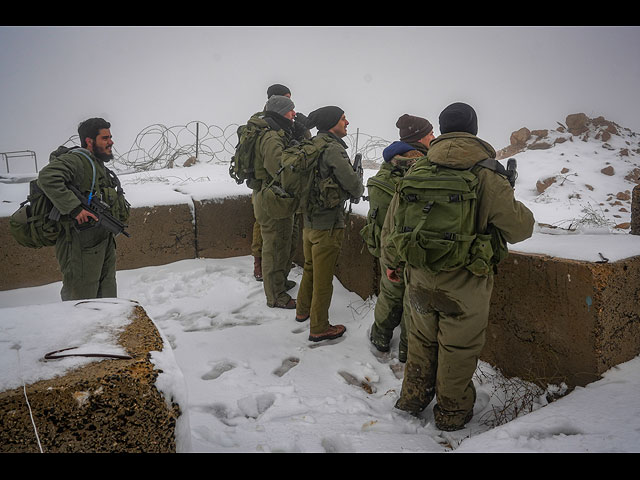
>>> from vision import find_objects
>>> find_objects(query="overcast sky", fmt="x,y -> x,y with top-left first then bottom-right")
1,25 -> 639,171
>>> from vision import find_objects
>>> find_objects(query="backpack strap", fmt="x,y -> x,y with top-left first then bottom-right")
69,148 -> 97,204
476,157 -> 510,176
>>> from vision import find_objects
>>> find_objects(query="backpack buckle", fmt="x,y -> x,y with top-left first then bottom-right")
422,201 -> 434,214
449,194 -> 462,202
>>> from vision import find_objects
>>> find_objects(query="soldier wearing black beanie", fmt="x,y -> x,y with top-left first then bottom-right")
306,106 -> 345,132
438,102 -> 478,136
267,84 -> 291,98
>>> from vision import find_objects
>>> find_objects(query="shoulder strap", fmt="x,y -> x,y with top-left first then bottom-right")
476,158 -> 507,176
70,148 -> 97,203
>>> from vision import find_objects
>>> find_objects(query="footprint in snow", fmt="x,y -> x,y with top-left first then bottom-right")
201,360 -> 236,380
272,357 -> 300,377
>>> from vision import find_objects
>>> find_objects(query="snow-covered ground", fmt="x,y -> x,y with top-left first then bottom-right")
1,118 -> 640,452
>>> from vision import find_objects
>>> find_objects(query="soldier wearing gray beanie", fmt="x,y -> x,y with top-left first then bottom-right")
265,95 -> 295,117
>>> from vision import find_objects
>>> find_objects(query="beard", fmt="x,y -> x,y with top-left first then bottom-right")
94,147 -> 114,162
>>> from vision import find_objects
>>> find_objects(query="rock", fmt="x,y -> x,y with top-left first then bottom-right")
531,129 -> 549,138
510,127 -> 531,146
529,141 -> 552,150
536,176 -> 557,194
625,168 -> 640,184
566,113 -> 590,135
183,156 -> 197,167
601,166 -> 615,176
617,191 -> 631,201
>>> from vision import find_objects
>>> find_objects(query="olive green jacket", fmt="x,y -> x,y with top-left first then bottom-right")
250,113 -> 293,191
37,147 -> 129,224
303,132 -> 365,230
381,132 -> 535,270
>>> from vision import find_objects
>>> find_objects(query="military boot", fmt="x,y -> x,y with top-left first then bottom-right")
434,404 -> 473,432
253,256 -> 263,282
369,323 -> 390,352
394,361 -> 435,415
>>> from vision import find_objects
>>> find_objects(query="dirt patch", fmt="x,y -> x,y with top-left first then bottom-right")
0,305 -> 180,453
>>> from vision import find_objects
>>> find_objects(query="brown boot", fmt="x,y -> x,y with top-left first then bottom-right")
308,324 -> 346,342
253,256 -> 263,282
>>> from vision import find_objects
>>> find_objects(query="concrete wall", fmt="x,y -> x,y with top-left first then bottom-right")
2,194 -> 640,389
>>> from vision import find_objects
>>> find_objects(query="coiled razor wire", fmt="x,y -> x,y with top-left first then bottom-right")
63,121 -> 390,173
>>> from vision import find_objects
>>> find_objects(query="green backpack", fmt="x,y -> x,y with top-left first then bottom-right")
387,156 -> 506,277
228,114 -> 272,189
258,136 -> 333,219
9,179 -> 65,249
9,146 -> 130,249
360,171 -> 399,258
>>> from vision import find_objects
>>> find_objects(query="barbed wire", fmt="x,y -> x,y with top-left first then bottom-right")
62,121 -> 391,173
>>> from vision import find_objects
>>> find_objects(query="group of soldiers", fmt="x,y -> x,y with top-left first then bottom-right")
242,84 -> 534,431
36,84 -> 534,432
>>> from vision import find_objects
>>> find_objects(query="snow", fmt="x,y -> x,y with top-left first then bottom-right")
1,122 -> 640,453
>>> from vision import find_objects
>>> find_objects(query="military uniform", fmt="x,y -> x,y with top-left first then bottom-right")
37,146 -> 130,301
363,141 -> 428,362
250,109 -> 298,308
382,128 -> 535,431
296,132 -> 365,336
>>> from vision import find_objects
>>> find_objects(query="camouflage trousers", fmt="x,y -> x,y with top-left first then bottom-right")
370,258 -> 409,361
395,265 -> 493,431
55,225 -> 117,301
296,227 -> 344,334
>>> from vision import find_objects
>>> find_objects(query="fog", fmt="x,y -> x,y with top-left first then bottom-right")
1,25 -> 639,172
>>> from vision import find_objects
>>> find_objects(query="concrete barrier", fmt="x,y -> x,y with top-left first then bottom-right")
2,194 -> 640,389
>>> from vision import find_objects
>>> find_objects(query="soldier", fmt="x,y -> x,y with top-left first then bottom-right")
252,84 -> 309,282
37,117 -> 130,301
252,94 -> 299,309
381,102 -> 535,431
363,114 -> 435,362
295,106 -> 365,342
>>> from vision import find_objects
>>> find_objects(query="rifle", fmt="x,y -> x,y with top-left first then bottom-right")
55,184 -> 131,238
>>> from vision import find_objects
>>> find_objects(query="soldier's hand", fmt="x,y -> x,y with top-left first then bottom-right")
386,267 -> 402,283
294,112 -> 309,128
75,209 -> 99,224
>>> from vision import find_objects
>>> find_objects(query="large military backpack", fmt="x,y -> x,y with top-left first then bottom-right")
9,146 -> 130,249
386,156 -> 508,277
258,135 -> 333,219
228,115 -> 271,189
9,179 -> 65,248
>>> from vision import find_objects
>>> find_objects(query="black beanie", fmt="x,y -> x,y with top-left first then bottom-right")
267,84 -> 291,98
439,102 -> 478,135
307,106 -> 344,131
396,114 -> 433,143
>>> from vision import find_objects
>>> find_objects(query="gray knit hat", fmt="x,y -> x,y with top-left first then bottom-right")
265,95 -> 295,116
